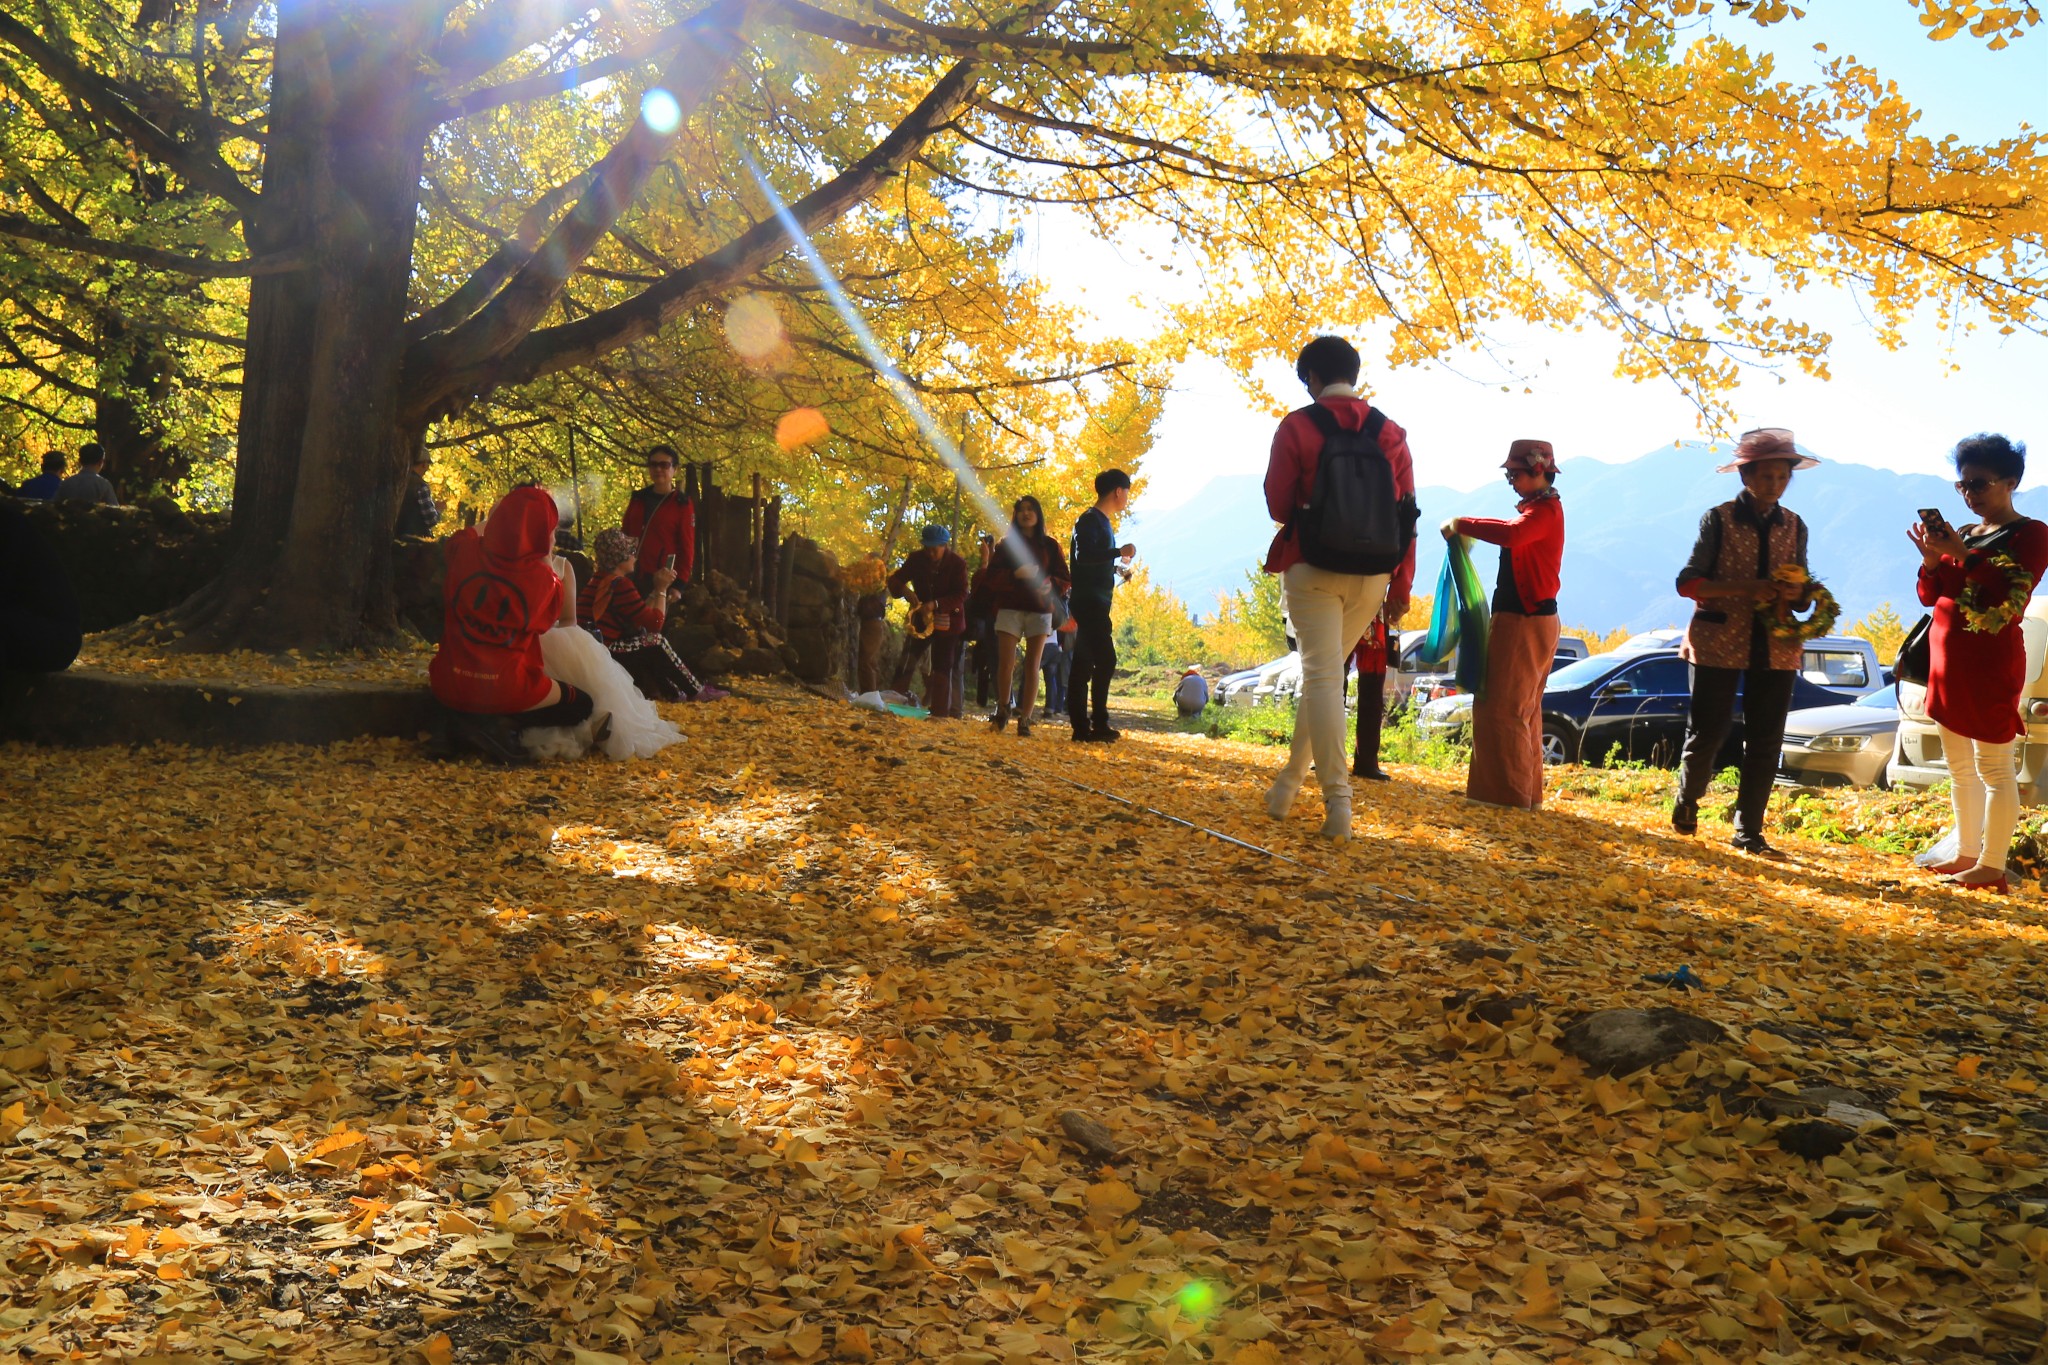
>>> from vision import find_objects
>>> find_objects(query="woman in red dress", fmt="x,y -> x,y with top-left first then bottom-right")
1909,433 -> 2048,893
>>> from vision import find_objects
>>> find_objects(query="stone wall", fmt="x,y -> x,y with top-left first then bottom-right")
9,497 -> 229,632
23,499 -> 793,679
775,536 -> 847,684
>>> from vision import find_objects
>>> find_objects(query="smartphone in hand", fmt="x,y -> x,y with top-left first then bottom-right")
663,553 -> 677,570
1918,508 -> 1950,538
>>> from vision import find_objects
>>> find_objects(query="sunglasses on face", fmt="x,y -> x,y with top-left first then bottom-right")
646,461 -> 673,470
1955,478 -> 2005,495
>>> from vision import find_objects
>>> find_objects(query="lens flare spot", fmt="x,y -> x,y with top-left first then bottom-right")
1177,1281 -> 1219,1319
640,88 -> 682,134
723,293 -> 785,362
775,407 -> 830,451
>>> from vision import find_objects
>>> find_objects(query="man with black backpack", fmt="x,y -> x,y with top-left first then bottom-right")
1260,336 -> 1418,841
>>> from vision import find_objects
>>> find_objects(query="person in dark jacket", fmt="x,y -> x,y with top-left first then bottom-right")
1671,428 -> 1817,858
17,452 -> 65,501
987,496 -> 1070,737
888,525 -> 969,717
395,453 -> 442,537
1066,469 -> 1136,742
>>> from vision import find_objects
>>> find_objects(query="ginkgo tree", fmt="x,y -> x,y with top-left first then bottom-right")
0,0 -> 2039,651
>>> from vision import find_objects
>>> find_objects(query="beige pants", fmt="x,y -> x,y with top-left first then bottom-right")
1275,564 -> 1390,810
1467,612 -> 1561,809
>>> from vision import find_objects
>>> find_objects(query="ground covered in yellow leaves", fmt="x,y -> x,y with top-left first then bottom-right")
3,684 -> 2045,1364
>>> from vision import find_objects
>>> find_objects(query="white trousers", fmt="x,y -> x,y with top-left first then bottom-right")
1939,725 -> 2021,871
1276,564 -> 1391,809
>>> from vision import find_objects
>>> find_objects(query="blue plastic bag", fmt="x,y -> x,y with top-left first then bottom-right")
1421,552 -> 1461,665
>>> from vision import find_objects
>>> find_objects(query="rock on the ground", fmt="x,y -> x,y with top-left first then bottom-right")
1561,1007 -> 1726,1076
1776,1119 -> 1856,1160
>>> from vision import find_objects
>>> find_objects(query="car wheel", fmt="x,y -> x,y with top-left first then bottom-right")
1541,721 -> 1577,766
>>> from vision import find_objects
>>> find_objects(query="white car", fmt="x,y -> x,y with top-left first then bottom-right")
1219,652 -> 1299,707
1889,598 -> 2048,799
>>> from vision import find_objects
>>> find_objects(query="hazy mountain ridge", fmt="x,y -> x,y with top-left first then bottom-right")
1131,442 -> 2038,632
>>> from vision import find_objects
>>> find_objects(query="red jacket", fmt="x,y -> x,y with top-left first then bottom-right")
887,548 -> 969,628
1263,388 -> 1416,604
579,569 -> 664,644
986,533 -> 1070,614
1457,492 -> 1564,610
623,488 -> 695,584
430,487 -> 562,714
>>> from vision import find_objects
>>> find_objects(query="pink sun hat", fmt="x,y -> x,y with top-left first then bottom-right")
1716,427 -> 1820,473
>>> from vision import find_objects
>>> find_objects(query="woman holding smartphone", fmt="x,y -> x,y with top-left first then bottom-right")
1910,434 -> 2048,892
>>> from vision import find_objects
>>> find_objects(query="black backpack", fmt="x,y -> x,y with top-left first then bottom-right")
1294,404 -> 1416,574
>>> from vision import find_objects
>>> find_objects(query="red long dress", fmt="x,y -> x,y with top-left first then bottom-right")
1918,518 -> 2048,743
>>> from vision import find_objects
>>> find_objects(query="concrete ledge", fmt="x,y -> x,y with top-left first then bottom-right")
0,668 -> 435,749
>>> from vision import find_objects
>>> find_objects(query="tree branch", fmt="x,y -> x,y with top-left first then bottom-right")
401,55 -> 985,425
434,15 -> 704,123
0,11 -> 257,214
404,0 -> 750,391
0,211 -> 304,277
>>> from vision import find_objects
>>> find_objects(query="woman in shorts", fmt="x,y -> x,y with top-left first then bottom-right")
986,495 -> 1070,737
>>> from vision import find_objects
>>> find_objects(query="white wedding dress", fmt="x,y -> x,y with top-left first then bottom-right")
535,557 -> 684,761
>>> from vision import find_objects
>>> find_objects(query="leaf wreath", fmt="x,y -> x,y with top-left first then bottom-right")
1959,553 -> 2033,634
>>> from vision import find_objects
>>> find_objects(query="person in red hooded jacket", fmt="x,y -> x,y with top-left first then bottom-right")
1261,335 -> 1417,841
430,486 -> 594,758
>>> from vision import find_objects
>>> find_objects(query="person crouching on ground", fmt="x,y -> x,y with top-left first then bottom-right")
1671,428 -> 1816,858
1174,664 -> 1210,718
888,525 -> 968,717
430,486 -> 593,761
1260,335 -> 1417,841
1909,433 -> 2048,893
579,529 -> 723,702
1445,439 -> 1565,809
988,495 -> 1071,737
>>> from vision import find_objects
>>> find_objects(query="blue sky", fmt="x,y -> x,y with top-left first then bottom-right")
1026,6 -> 2047,514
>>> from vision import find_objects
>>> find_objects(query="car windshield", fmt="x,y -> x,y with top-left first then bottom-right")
1545,654 -> 1632,692
1855,687 -> 1896,708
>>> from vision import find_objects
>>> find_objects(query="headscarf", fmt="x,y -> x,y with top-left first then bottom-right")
592,528 -> 637,575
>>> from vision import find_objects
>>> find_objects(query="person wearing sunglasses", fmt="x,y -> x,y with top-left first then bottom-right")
1907,434 -> 2048,893
1442,439 -> 1565,809
622,443 -> 695,598
1670,427 -> 1818,858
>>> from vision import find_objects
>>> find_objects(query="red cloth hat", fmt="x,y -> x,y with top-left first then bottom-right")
1502,439 -> 1557,476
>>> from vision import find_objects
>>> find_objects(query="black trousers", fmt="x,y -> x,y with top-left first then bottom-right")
1677,664 -> 1795,839
1353,671 -> 1386,772
1066,604 -> 1116,729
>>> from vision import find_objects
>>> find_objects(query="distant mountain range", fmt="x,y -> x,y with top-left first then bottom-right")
1131,441 -> 2043,632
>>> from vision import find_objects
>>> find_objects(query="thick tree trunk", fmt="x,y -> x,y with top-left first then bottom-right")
171,0 -> 438,652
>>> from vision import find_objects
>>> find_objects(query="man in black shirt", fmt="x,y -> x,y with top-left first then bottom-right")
1067,469 -> 1136,741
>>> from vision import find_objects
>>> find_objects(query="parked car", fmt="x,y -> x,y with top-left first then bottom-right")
1778,687 -> 1900,789
1888,598 -> 2048,799
1416,636 -> 1881,765
1218,652 -> 1298,707
1395,632 -> 1587,711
